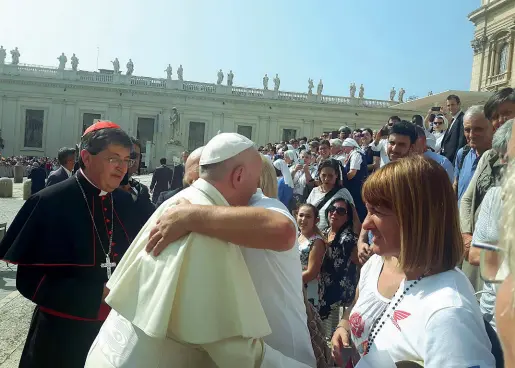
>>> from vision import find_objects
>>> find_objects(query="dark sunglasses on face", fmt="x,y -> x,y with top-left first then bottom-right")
328,206 -> 347,215
433,121 -> 444,125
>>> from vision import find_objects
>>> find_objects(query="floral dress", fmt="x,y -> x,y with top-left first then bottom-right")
318,226 -> 358,320
299,234 -> 324,305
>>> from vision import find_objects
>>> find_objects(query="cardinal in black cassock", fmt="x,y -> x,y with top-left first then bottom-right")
0,121 -> 152,368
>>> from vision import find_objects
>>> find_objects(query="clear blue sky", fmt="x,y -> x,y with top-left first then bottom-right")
2,0 -> 478,100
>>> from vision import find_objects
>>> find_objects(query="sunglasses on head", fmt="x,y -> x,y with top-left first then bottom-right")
328,206 -> 347,215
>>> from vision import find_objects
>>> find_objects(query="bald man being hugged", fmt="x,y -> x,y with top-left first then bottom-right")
85,133 -> 312,367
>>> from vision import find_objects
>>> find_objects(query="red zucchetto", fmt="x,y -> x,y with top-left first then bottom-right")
82,121 -> 121,136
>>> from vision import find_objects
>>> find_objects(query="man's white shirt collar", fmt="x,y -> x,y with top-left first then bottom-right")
62,166 -> 71,177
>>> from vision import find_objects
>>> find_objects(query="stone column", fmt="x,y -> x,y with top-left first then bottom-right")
0,177 -> 13,197
13,164 -> 24,183
23,179 -> 31,200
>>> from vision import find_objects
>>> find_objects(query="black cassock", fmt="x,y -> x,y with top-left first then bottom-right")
0,170 -> 151,368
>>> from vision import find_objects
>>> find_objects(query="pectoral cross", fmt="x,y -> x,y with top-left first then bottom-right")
101,255 -> 117,279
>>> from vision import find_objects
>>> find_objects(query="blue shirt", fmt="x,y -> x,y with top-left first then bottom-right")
277,177 -> 293,210
454,147 -> 480,206
424,151 -> 454,182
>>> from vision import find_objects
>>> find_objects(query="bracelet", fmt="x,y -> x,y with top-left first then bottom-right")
335,325 -> 349,332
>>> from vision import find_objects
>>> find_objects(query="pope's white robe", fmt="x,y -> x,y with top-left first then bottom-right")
85,179 -> 312,367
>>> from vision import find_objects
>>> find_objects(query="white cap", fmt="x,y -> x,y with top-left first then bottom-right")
200,133 -> 255,165
342,138 -> 360,149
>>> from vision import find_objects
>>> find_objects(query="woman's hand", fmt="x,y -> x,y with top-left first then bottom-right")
331,326 -> 351,366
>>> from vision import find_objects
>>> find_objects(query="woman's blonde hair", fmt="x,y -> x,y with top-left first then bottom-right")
362,155 -> 463,273
259,155 -> 278,198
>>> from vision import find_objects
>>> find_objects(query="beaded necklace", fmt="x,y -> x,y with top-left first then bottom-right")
365,270 -> 430,355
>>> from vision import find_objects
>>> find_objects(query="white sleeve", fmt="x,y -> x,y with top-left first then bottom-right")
336,188 -> 355,205
306,187 -> 316,205
369,139 -> 384,152
424,307 -> 495,368
349,152 -> 362,170
472,188 -> 501,244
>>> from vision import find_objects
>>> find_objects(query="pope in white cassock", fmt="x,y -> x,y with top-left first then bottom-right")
85,133 -> 313,367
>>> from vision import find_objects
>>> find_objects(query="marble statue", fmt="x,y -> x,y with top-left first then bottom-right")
389,87 -> 396,101
165,64 -> 173,80
428,91 -> 433,96
273,74 -> 280,91
350,83 -> 356,98
112,58 -> 120,74
126,59 -> 134,76
317,79 -> 323,96
308,78 -> 314,95
10,47 -> 20,65
0,46 -> 6,65
71,54 -> 79,71
359,84 -> 365,98
398,88 -> 406,103
263,74 -> 269,90
168,107 -> 180,142
227,70 -> 234,86
57,53 -> 67,70
177,64 -> 184,81
217,69 -> 224,85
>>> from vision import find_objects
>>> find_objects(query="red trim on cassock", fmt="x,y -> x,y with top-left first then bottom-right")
32,274 -> 46,301
0,194 -> 98,267
39,304 -> 111,322
113,208 -> 130,244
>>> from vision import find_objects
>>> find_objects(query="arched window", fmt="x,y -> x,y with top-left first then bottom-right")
499,43 -> 509,74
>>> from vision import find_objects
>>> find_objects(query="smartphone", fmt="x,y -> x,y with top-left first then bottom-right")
340,347 -> 354,365
298,159 -> 304,165
431,106 -> 441,112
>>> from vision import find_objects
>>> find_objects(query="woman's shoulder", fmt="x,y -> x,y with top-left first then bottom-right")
418,268 -> 478,313
358,255 -> 383,288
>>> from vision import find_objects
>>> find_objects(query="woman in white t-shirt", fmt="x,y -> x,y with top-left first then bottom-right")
330,156 -> 495,368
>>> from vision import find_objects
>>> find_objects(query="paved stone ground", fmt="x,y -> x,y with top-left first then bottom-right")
0,175 -> 153,367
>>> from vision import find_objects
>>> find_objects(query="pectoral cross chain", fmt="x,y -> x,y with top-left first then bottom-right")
101,255 -> 117,279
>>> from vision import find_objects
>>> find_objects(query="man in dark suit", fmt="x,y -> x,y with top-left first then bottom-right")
150,157 -> 174,204
440,94 -> 466,164
27,162 -> 47,195
119,138 -> 155,216
156,147 -> 202,208
46,147 -> 76,187
168,151 -> 189,192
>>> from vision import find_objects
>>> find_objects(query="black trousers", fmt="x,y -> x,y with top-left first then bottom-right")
19,307 -> 103,368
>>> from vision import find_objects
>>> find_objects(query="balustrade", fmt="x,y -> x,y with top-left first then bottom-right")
0,63 -> 394,108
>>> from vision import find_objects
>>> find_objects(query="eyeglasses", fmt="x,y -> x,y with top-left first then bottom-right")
106,157 -> 135,168
473,242 -> 508,284
328,206 -> 348,216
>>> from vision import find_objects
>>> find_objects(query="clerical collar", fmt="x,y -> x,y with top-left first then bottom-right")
78,169 -> 108,196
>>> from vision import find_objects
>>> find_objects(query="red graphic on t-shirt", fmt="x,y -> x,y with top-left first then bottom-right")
349,312 -> 365,338
391,310 -> 411,331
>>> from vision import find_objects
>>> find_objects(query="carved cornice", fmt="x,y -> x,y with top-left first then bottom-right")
471,35 -> 488,54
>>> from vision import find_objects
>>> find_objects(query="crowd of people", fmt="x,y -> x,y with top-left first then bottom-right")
0,88 -> 515,367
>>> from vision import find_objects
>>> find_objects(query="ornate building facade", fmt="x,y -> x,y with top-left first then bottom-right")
0,61 -> 420,168
469,0 -> 515,91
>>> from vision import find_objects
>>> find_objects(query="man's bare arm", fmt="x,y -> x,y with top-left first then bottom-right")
187,206 -> 296,251
148,203 -> 297,255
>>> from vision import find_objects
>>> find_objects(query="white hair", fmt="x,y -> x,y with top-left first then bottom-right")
493,119 -> 514,156
329,138 -> 342,148
502,161 -> 515,288
464,105 -> 486,122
